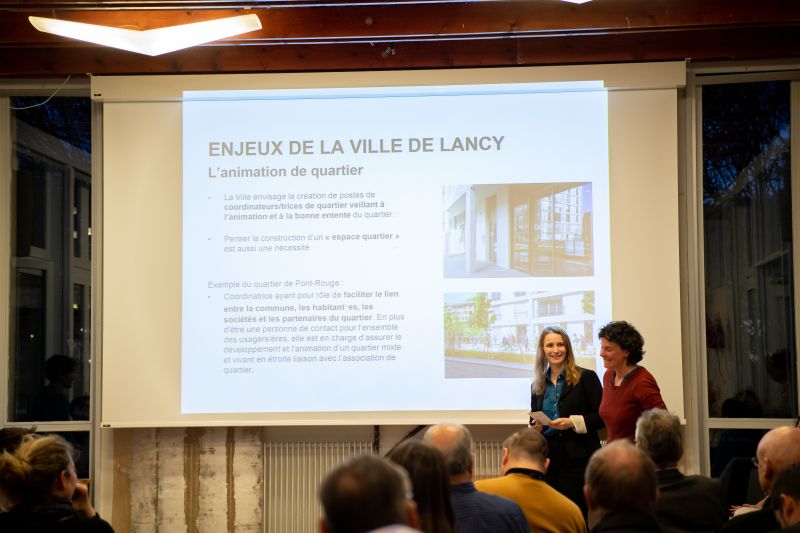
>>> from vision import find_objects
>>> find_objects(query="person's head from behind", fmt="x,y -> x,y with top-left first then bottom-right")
70,395 -> 90,421
771,463 -> 800,528
0,427 -> 37,511
422,423 -> 473,482
387,440 -> 454,533
635,408 -> 682,469
0,434 -> 78,507
598,321 -> 645,369
584,440 -> 658,524
45,355 -> 77,388
754,426 -> 800,494
501,427 -> 549,474
319,454 -> 419,533
0,427 -> 36,455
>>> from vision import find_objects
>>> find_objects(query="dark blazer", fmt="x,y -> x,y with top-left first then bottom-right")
767,524 -> 800,532
654,468 -> 727,532
590,509 -> 664,532
719,506 -> 780,533
531,366 -> 604,459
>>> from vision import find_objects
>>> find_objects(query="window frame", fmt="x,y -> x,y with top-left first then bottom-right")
0,80 -> 96,456
684,64 -> 800,475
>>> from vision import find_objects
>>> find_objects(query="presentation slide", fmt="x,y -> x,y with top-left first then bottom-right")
180,82 -> 611,414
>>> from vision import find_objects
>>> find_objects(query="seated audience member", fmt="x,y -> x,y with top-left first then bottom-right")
387,440 -> 455,533
0,434 -> 114,532
583,439 -> 662,532
423,423 -> 529,533
32,354 -> 77,421
0,427 -> 36,453
475,428 -> 584,533
720,426 -> 800,533
771,463 -> 800,530
635,408 -> 727,531
319,454 -> 421,533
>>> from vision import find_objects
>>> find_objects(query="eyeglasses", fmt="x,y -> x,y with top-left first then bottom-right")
751,456 -> 760,468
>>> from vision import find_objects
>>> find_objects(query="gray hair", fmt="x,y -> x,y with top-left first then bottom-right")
635,408 -> 682,468
423,423 -> 473,476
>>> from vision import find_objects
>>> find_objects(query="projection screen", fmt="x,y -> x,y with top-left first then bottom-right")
97,62 -> 685,427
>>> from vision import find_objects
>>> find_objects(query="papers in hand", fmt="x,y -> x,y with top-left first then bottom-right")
529,411 -> 552,425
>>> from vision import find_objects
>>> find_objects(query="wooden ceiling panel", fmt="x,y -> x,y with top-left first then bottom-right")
0,0 -> 798,76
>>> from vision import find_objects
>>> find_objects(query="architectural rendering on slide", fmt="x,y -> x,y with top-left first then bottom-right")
443,183 -> 594,278
443,291 -> 597,379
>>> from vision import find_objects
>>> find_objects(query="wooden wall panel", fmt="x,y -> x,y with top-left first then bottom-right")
230,428 -> 263,533
114,428 -> 264,533
197,428 -> 229,532
128,429 -> 158,533
111,429 -> 133,533
156,429 -> 188,532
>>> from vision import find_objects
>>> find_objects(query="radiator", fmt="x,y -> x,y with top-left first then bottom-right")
264,441 -> 373,533
263,440 -> 503,533
473,440 -> 504,480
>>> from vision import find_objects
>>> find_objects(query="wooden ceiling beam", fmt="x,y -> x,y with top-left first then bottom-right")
2,24 -> 800,76
2,0 -> 799,43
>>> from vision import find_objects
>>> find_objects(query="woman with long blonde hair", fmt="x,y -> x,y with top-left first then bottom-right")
530,325 -> 603,517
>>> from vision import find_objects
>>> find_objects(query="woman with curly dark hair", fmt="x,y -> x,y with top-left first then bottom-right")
598,321 -> 666,443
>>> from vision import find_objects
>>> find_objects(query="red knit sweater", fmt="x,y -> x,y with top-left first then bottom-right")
599,366 -> 666,443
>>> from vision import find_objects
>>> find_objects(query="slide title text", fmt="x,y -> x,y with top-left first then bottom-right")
209,136 -> 505,157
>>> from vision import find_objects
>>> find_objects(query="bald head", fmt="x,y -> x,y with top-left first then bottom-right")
756,426 -> 800,493
423,423 -> 473,478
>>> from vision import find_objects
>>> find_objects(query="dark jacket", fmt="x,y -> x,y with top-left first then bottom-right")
767,524 -> 800,532
0,497 -> 115,533
719,507 -> 780,533
654,468 -> 727,532
450,482 -> 530,533
531,366 -> 604,459
590,509 -> 663,532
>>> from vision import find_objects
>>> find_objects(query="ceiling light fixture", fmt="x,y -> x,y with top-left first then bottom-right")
28,14 -> 262,56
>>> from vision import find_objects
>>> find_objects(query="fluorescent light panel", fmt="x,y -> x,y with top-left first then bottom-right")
29,14 -> 262,56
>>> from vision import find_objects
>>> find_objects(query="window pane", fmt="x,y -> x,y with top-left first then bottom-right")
11,270 -> 46,420
703,81 -> 798,419
9,96 -> 91,422
15,155 -> 48,252
709,428 -> 766,505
